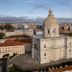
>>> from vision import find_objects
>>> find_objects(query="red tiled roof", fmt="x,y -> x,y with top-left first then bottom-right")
14,39 -> 32,43
52,66 -> 72,72
0,40 -> 24,47
6,35 -> 31,38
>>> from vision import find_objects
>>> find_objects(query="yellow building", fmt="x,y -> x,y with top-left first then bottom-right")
0,40 -> 25,58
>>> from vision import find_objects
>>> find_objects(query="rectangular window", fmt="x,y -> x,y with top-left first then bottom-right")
44,45 -> 46,48
69,42 -> 71,45
34,44 -> 36,47
48,29 -> 50,33
69,49 -> 71,52
44,53 -> 46,56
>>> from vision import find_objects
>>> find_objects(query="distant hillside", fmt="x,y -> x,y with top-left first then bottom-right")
57,18 -> 72,24
0,17 -> 72,25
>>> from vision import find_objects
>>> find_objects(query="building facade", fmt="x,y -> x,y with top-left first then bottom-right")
32,9 -> 72,64
0,40 -> 25,58
23,28 -> 34,36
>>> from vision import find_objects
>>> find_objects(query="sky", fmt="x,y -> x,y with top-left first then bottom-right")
0,0 -> 72,18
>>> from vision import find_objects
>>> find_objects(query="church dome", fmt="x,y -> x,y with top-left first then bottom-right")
43,9 -> 59,27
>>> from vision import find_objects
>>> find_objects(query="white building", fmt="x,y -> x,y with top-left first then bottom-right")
32,9 -> 72,64
4,28 -> 34,37
5,30 -> 24,37
0,40 -> 25,58
23,29 -> 34,36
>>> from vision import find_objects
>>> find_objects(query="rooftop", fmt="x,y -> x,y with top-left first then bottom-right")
0,40 -> 24,47
0,39 -> 32,47
34,35 -> 65,40
6,35 -> 31,39
53,66 -> 72,72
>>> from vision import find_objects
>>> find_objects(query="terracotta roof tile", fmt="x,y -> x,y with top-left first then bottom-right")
0,40 -> 24,47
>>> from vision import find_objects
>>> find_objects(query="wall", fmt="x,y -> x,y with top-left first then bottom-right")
0,45 -> 25,58
67,36 -> 72,58
40,37 -> 65,64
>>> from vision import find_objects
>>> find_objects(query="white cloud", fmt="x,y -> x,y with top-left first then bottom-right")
26,0 -> 34,3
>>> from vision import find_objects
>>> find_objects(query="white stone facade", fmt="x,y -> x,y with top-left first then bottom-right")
32,9 -> 72,64
32,36 -> 72,64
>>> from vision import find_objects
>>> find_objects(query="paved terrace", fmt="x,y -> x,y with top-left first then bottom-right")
8,53 -> 72,71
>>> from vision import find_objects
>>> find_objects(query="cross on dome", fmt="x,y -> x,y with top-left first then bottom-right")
48,9 -> 53,16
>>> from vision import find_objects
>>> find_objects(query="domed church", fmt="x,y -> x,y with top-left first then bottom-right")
32,9 -> 72,64
43,9 -> 59,38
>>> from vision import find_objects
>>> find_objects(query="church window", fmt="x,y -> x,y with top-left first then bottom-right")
48,28 -> 50,33
53,28 -> 56,33
34,44 -> 36,47
44,45 -> 46,48
69,49 -> 71,52
44,53 -> 46,56
69,42 -> 71,45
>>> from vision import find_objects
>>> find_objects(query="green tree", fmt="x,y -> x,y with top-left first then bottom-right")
0,25 -> 4,30
4,23 -> 15,31
9,66 -> 23,72
0,33 -> 5,39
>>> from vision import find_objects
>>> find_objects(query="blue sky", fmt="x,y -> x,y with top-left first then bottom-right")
0,0 -> 72,18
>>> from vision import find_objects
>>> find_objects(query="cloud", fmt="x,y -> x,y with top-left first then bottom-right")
26,0 -> 34,4
33,4 -> 48,10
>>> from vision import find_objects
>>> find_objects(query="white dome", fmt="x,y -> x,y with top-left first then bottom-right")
43,9 -> 59,27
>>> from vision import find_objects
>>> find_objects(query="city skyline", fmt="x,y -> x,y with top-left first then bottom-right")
0,0 -> 72,18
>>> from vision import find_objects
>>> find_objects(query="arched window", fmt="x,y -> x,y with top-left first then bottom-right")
53,28 -> 56,33
48,28 -> 50,33
69,49 -> 71,52
44,53 -> 46,56
44,45 -> 46,48
69,42 -> 71,45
